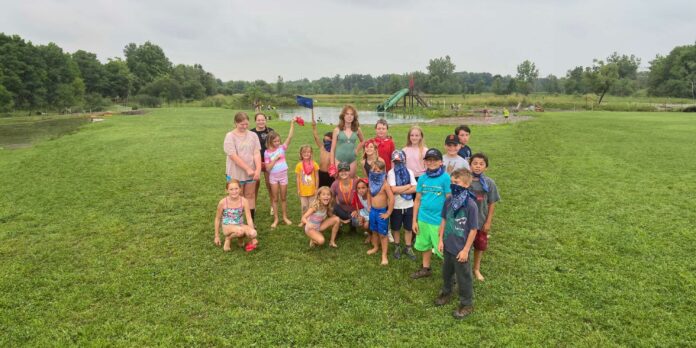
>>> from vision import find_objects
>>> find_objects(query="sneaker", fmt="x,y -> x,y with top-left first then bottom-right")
410,267 -> 432,279
388,230 -> 394,243
393,244 -> 402,259
453,305 -> 473,319
404,246 -> 417,261
434,292 -> 452,306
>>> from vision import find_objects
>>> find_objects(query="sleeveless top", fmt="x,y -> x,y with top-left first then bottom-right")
222,198 -> 244,225
307,208 -> 327,225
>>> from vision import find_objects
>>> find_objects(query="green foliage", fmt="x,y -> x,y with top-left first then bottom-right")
648,43 -> 696,99
124,41 -> 172,93
130,94 -> 162,108
515,60 -> 539,95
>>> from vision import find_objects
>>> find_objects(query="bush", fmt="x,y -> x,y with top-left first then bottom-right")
130,94 -> 162,108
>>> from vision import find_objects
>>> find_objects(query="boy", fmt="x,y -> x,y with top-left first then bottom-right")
411,148 -> 451,279
443,134 -> 470,174
366,160 -> 394,265
387,150 -> 417,260
435,168 -> 479,319
468,153 -> 501,281
454,125 -> 472,161
311,114 -> 334,188
372,119 -> 395,172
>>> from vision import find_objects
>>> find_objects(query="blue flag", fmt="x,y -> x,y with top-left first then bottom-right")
296,95 -> 313,109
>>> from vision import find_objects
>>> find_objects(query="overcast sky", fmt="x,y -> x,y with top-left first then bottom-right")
2,0 -> 694,82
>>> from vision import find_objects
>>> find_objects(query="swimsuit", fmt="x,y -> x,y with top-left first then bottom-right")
305,209 -> 327,233
335,130 -> 358,164
222,198 -> 244,225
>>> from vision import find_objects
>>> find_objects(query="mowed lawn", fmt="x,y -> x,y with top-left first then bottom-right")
1,107 -> 695,346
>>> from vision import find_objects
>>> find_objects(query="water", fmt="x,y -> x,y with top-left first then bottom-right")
0,117 -> 90,149
275,107 -> 429,125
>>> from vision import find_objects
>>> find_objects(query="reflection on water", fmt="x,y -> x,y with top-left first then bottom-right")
0,117 -> 90,149
276,107 -> 429,125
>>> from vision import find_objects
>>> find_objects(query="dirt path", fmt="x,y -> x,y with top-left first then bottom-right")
425,115 -> 533,125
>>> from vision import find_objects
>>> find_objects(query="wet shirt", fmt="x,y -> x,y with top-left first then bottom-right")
441,197 -> 479,255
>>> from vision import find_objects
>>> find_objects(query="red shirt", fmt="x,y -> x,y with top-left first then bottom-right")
372,136 -> 395,172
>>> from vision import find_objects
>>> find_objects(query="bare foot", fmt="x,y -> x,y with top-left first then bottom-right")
363,236 -> 371,244
366,248 -> 378,255
474,270 -> 485,281
270,220 -> 278,229
381,258 -> 388,266
309,240 -> 316,248
297,222 -> 305,227
223,239 -> 231,252
283,218 -> 293,225
329,242 -> 338,248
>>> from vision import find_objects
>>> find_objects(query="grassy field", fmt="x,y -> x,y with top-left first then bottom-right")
1,107 -> 695,346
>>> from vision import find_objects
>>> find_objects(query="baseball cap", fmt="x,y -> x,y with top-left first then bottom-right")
444,134 -> 460,145
423,148 -> 443,160
337,162 -> 351,172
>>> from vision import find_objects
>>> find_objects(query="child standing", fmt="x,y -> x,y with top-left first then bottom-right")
434,168 -> 479,319
214,180 -> 258,252
302,186 -> 341,248
454,125 -> 472,162
360,140 -> 386,178
265,120 -> 296,228
372,119 -> 395,172
387,150 -> 417,260
311,113 -> 335,188
403,126 -> 427,181
411,148 -> 451,279
295,144 -> 320,227
366,161 -> 394,265
468,153 -> 501,281
443,134 -> 470,174
330,105 -> 364,178
223,112 -> 262,222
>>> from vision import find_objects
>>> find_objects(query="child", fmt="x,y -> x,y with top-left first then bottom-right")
411,148 -> 451,279
311,112 -> 335,188
351,178 -> 371,236
366,160 -> 394,265
454,125 -> 472,162
223,112 -> 262,222
403,126 -> 427,181
330,105 -> 364,178
330,162 -> 357,228
295,144 -> 320,227
443,134 -> 470,174
360,140 -> 386,178
251,113 -> 275,216
302,186 -> 341,248
372,118 -> 395,172
265,120 -> 296,228
387,150 -> 417,260
214,180 -> 258,252
468,153 -> 501,281
435,168 -> 479,319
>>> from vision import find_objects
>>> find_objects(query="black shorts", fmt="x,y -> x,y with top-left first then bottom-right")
334,204 -> 353,221
319,170 -> 335,188
390,207 -> 413,232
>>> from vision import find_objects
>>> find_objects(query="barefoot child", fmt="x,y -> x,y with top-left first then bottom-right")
411,148 -> 451,279
330,105 -> 364,178
264,120 -> 296,228
468,153 -> 501,281
295,145 -> 320,227
360,139 -> 386,178
302,186 -> 341,248
311,111 -> 335,188
330,162 -> 357,230
214,180 -> 258,252
351,178 -> 371,238
434,168 -> 479,319
366,160 -> 394,265
387,150 -> 417,260
403,126 -> 427,181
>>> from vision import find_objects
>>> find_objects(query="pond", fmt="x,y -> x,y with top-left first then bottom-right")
275,107 -> 429,125
0,117 -> 90,149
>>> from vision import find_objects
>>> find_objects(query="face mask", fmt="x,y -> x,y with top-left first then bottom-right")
323,140 -> 331,152
450,184 -> 465,196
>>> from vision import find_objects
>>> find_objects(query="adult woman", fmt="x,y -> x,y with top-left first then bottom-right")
223,112 -> 262,222
330,105 -> 364,178
250,113 -> 274,214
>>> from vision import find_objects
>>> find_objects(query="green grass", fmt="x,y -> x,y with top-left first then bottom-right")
1,107 -> 695,346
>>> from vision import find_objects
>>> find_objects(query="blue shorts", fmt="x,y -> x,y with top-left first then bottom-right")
369,207 -> 389,235
226,175 -> 255,185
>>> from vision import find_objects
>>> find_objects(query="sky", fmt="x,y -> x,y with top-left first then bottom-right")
1,0 -> 695,82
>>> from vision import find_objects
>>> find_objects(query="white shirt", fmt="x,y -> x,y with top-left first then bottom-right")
387,168 -> 417,209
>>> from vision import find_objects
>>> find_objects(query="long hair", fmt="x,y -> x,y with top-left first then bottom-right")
298,144 -> 313,161
310,186 -> 334,217
234,111 -> 249,124
265,130 -> 280,149
362,139 -> 379,161
338,104 -> 359,131
406,125 -> 426,160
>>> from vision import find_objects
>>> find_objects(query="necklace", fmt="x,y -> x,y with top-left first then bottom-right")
339,179 -> 352,205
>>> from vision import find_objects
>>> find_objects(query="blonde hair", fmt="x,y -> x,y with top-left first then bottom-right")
299,144 -> 313,160
450,168 -> 473,181
338,104 -> 359,131
234,111 -> 249,124
310,186 -> 334,217
406,125 -> 427,160
265,131 -> 280,149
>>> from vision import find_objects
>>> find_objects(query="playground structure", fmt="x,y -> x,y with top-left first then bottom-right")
376,76 -> 430,112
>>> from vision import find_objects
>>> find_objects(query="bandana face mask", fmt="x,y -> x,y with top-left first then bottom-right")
323,140 -> 332,152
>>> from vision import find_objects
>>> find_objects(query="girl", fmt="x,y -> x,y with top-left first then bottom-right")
330,162 -> 357,226
223,112 -> 262,222
295,144 -> 320,227
214,180 -> 258,252
251,113 -> 275,216
351,178 -> 371,243
265,120 -> 296,228
360,140 -> 386,178
330,105 -> 364,178
402,125 -> 427,181
302,186 -> 341,248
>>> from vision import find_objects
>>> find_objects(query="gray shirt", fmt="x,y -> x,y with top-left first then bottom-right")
469,176 -> 500,229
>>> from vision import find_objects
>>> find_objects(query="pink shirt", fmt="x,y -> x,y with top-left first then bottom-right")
224,130 -> 261,181
402,146 -> 427,178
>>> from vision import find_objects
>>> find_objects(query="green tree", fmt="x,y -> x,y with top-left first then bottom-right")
515,60 -> 539,95
72,50 -> 106,95
648,43 -> 696,100
103,58 -> 133,100
564,66 -> 586,94
427,56 -> 456,94
124,41 -> 172,93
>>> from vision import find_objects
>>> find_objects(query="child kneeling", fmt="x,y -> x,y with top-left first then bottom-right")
214,180 -> 258,252
302,186 -> 341,248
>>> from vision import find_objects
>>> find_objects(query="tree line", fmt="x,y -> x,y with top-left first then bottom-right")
1,33 -> 694,113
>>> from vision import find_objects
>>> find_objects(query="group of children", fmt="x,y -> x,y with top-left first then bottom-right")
217,106 -> 500,319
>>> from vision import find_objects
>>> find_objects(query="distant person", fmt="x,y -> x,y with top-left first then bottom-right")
454,125 -> 472,162
224,112 -> 261,223
264,120 -> 296,228
330,105 -> 364,178
434,168 -> 479,319
302,187 -> 342,248
403,126 -> 427,181
295,145 -> 320,227
214,180 -> 258,252
365,160 -> 394,266
503,107 -> 510,119
371,119 -> 395,172
468,153 -> 501,281
443,134 -> 470,174
251,113 -> 274,216
311,117 -> 335,188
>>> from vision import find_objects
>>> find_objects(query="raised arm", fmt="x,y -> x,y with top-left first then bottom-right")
311,119 -> 323,149
283,121 -> 295,148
